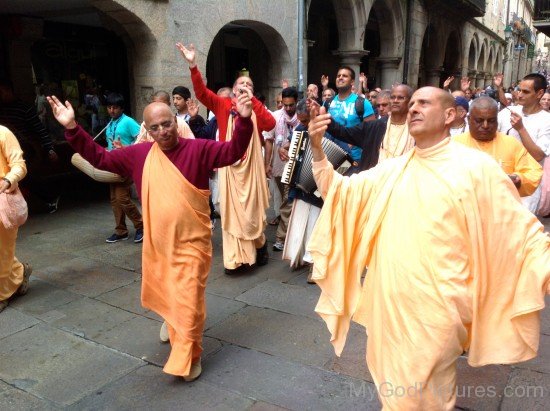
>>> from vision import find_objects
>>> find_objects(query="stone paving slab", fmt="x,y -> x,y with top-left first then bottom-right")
0,307 -> 40,340
205,292 -> 247,330
43,297 -> 138,340
514,333 -> 550,374
69,365 -> 254,411
72,242 -> 142,273
499,368 -> 550,410
0,324 -> 143,406
202,345 -> 381,410
0,381 -> 58,411
206,306 -> 334,368
8,279 -> 81,316
454,358 -> 511,411
36,256 -> 139,297
323,326 -> 372,383
95,281 -> 162,321
236,279 -> 321,320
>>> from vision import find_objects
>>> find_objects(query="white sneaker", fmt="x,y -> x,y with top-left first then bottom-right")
159,321 -> 169,343
183,358 -> 202,382
272,241 -> 284,252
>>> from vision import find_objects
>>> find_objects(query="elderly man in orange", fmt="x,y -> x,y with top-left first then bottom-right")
454,96 -> 542,197
0,125 -> 31,313
48,86 -> 255,382
307,87 -> 550,410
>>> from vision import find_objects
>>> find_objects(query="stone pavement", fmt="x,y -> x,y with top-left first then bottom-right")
1,194 -> 549,411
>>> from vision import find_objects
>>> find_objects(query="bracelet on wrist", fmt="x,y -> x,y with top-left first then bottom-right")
1,177 -> 11,188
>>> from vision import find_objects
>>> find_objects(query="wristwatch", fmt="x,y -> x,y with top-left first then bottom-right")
1,177 -> 11,188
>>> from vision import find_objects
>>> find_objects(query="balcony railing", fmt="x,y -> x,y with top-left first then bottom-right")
535,0 -> 550,20
534,0 -> 550,37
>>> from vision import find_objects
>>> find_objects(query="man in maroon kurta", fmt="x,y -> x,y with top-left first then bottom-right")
47,91 -> 254,381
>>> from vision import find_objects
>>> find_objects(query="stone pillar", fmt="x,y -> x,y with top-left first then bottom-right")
484,74 -> 493,88
332,50 -> 369,91
377,57 -> 402,88
425,68 -> 443,87
475,73 -> 485,88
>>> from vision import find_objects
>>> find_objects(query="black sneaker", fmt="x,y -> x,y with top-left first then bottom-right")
256,242 -> 269,266
47,196 -> 60,214
106,233 -> 129,243
224,264 -> 251,275
134,229 -> 143,243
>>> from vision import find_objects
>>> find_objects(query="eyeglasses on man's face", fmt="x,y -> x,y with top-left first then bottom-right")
148,120 -> 174,134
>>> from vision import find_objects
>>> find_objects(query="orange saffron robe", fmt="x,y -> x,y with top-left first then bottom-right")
218,114 -> 269,268
308,139 -> 550,410
141,143 -> 211,376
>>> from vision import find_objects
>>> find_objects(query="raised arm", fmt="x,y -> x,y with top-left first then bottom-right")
514,147 -> 543,197
327,116 -> 380,149
202,88 -> 254,169
47,96 -> 134,177
176,42 -> 226,115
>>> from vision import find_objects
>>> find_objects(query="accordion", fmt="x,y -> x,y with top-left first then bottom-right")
281,130 -> 351,195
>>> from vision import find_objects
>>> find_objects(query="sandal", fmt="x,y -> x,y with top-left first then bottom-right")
15,263 -> 32,296
268,216 -> 281,226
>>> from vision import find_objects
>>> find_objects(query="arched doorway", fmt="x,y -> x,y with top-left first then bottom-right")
419,24 -> 444,86
441,31 -> 462,89
307,0 -> 340,92
206,20 -> 290,109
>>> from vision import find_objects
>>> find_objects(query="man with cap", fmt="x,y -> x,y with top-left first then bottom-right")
449,96 -> 469,136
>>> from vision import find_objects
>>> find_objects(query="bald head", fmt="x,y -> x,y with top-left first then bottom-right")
143,102 -> 173,125
151,90 -> 171,105
408,87 -> 457,148
469,96 -> 498,113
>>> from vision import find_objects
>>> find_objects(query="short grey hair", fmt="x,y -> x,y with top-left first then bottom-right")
296,98 -> 308,115
469,96 -> 498,113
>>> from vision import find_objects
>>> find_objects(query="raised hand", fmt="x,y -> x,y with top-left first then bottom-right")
308,106 -> 331,150
47,96 -> 77,129
510,111 -> 524,131
321,75 -> 329,89
281,79 -> 289,89
236,87 -> 253,118
187,98 -> 199,118
460,77 -> 471,92
493,73 -> 504,88
443,76 -> 454,89
176,42 -> 196,68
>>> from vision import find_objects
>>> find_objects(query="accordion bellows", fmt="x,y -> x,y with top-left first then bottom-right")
282,130 -> 350,194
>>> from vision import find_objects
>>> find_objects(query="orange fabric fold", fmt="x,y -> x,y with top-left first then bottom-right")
218,113 -> 269,268
140,143 -> 211,377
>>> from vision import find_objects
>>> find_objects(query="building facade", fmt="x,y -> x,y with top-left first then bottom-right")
0,0 -> 541,121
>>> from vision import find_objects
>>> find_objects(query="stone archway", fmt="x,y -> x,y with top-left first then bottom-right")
477,41 -> 487,87
206,20 -> 291,106
363,0 -> 405,88
441,30 -> 462,89
419,24 -> 446,86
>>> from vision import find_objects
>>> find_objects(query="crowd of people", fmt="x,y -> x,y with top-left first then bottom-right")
1,40 -> 550,409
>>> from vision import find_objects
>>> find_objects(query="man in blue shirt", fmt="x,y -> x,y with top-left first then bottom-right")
326,66 -> 375,173
104,92 -> 143,243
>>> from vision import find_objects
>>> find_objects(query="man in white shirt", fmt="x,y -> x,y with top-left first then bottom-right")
498,73 -> 550,213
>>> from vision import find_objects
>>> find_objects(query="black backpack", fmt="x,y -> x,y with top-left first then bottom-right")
322,95 -> 366,121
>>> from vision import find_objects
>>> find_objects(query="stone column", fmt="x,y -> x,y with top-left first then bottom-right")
475,73 -> 485,88
332,50 -> 369,91
484,74 -> 493,88
425,68 -> 443,87
377,57 -> 402,88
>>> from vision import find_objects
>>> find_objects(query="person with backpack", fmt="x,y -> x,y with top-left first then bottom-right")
322,66 -> 375,174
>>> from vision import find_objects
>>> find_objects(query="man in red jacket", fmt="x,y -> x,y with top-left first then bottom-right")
177,42 -> 276,274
